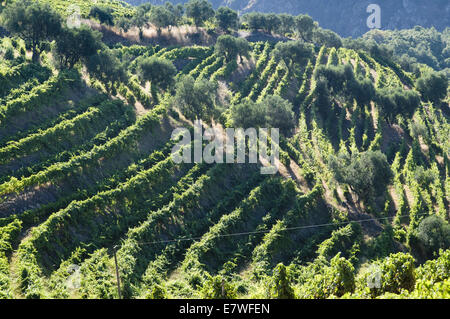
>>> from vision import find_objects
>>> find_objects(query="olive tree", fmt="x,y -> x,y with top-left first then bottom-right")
173,75 -> 218,121
272,40 -> 314,66
1,0 -> 62,62
415,71 -> 448,104
87,49 -> 127,91
231,95 -> 295,136
89,6 -> 114,26
215,35 -> 250,63
329,150 -> 392,201
295,14 -> 316,42
55,26 -> 102,69
137,56 -> 177,100
215,7 -> 238,32
149,5 -> 177,35
185,0 -> 214,28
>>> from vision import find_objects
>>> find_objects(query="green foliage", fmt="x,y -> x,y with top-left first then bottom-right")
269,263 -> 295,299
0,100 -> 127,165
295,14 -> 316,41
215,35 -> 250,63
415,71 -> 448,104
117,4 -> 151,38
89,5 -> 114,26
296,254 -> 355,298
356,252 -> 416,297
317,223 -> 362,261
406,249 -> 450,298
314,64 -> 376,106
312,28 -> 342,48
1,0 -> 62,62
2,45 -> 14,60
366,226 -> 400,260
0,102 -> 165,198
87,49 -> 127,90
79,249 -> 116,299
416,249 -> 450,285
172,74 -> 218,121
329,150 -> 392,201
145,284 -> 168,299
149,5 -> 177,35
137,56 -> 176,98
0,1 -> 448,300
362,27 -> 450,73
376,87 -> 421,121
230,95 -> 295,135
411,216 -> 450,260
0,61 -> 51,98
185,0 -> 214,27
55,25 -> 103,69
201,275 -> 237,299
243,12 -> 281,34
272,41 -> 313,66
0,219 -> 22,256
215,7 -> 238,32
0,69 -> 80,122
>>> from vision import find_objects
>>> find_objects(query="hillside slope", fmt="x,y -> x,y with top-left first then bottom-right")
0,34 -> 449,299
0,0 -> 449,299
129,0 -> 450,37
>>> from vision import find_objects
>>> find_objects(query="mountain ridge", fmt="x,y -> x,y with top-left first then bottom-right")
125,0 -> 450,37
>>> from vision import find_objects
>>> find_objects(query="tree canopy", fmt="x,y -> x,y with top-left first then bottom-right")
215,7 -> 238,32
185,0 -> 214,27
412,216 -> 450,259
243,12 -> 281,34
272,40 -> 314,66
86,49 -> 127,90
295,14 -> 316,42
231,95 -> 295,135
415,71 -> 448,104
55,26 -> 102,69
89,6 -> 114,26
149,5 -> 177,35
329,150 -> 392,201
1,0 -> 61,62
138,56 -> 177,99
215,35 -> 250,63
173,74 -> 218,121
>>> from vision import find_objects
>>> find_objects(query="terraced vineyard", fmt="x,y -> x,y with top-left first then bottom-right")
0,0 -> 449,300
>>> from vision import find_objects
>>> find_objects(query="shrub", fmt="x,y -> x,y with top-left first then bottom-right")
172,75 -> 218,121
200,275 -> 237,299
415,71 -> 448,104
380,253 -> 416,294
411,216 -> 450,260
145,284 -> 168,299
376,88 -> 421,121
230,95 -> 295,136
89,6 -> 114,26
329,150 -> 392,201
3,46 -> 14,60
269,263 -> 295,299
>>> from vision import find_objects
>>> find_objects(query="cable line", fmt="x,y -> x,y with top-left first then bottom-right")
131,213 -> 427,247
112,212 -> 428,298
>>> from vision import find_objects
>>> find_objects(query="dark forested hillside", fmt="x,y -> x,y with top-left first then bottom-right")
0,0 -> 448,300
126,0 -> 450,37
362,27 -> 450,76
